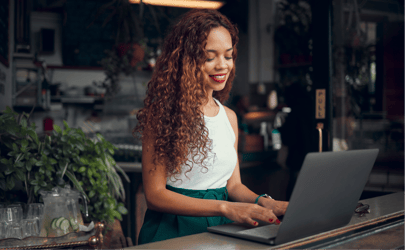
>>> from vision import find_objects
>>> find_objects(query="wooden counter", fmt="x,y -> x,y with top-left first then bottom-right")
127,192 -> 404,249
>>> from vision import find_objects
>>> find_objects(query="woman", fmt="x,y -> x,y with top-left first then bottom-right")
133,9 -> 288,244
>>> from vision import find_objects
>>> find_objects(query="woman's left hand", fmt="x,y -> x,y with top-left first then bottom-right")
259,198 -> 289,217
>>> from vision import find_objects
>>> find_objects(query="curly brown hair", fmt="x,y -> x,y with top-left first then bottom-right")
133,9 -> 239,177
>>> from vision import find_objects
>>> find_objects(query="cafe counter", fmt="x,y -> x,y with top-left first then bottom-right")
127,192 -> 404,249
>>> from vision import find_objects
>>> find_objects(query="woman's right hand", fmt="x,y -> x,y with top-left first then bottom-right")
220,202 -> 280,226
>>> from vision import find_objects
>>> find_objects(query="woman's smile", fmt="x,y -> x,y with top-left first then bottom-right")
209,74 -> 227,83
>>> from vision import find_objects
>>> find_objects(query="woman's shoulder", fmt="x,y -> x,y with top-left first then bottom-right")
223,105 -> 238,129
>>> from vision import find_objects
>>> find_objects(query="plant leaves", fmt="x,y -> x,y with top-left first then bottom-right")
30,179 -> 39,185
65,170 -> 89,202
21,139 -> 29,148
53,124 -> 62,134
4,168 -> 14,175
34,185 -> 41,195
63,120 -> 70,130
20,117 -> 27,128
117,203 -> 128,215
12,143 -> 19,152
27,129 -> 39,144
26,161 -> 32,171
89,190 -> 96,198
112,210 -> 122,221
15,169 -> 25,181
6,176 -> 15,190
49,158 -> 57,165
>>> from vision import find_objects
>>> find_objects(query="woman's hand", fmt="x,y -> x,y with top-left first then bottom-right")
259,198 -> 289,217
220,202 -> 280,226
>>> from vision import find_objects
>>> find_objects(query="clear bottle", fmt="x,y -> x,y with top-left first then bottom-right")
260,122 -> 269,150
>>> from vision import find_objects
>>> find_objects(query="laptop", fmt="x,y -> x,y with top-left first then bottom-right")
208,149 -> 379,245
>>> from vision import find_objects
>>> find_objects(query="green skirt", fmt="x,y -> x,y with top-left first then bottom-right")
138,185 -> 234,244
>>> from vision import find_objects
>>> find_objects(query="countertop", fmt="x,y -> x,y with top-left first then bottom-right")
126,192 -> 404,249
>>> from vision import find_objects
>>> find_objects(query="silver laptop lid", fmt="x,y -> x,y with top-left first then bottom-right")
275,149 -> 379,245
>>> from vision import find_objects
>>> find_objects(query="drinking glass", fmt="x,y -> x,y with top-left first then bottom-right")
5,223 -> 23,239
5,207 -> 23,224
27,203 -> 44,220
8,203 -> 27,219
22,219 -> 40,238
0,208 -> 7,222
0,222 -> 6,239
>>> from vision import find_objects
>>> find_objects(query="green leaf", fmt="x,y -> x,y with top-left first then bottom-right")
49,158 -> 57,165
12,143 -> 19,152
15,169 -> 25,181
53,124 -> 62,134
65,170 -> 89,202
95,145 -> 101,155
114,164 -> 130,183
78,167 -> 86,173
7,151 -> 16,157
75,142 -> 84,151
27,130 -> 39,144
20,117 -> 27,128
26,161 -> 32,171
79,157 -> 88,165
117,204 -> 128,215
112,210 -> 122,220
6,176 -> 15,190
30,179 -> 39,185
63,120 -> 70,130
34,185 -> 41,195
14,161 -> 24,168
35,160 -> 44,166
89,190 -> 96,198
107,146 -> 114,155
21,139 -> 29,148
4,168 -> 14,175
40,181 -> 47,187
96,133 -> 104,141
4,106 -> 14,114
87,168 -> 93,176
46,135 -> 52,144
0,158 -> 8,165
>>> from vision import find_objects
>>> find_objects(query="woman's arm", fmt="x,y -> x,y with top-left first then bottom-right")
224,107 -> 288,217
142,129 -> 279,226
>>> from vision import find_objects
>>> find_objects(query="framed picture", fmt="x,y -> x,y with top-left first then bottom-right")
0,0 -> 10,67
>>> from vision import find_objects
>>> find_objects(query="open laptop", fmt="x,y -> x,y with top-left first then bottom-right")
208,149 -> 379,245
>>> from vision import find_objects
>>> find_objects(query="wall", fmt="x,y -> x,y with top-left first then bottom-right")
248,0 -> 276,84
0,0 -> 14,112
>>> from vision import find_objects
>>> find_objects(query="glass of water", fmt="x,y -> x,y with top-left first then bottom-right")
22,219 -> 40,238
5,223 -> 23,239
0,221 -> 6,239
5,206 -> 23,224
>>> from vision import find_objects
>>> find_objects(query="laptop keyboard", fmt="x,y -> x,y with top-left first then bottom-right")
238,224 -> 281,239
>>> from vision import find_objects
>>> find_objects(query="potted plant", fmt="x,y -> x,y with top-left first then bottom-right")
0,106 -> 129,225
88,0 -> 147,99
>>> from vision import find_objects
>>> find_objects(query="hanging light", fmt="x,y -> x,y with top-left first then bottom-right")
129,0 -> 225,9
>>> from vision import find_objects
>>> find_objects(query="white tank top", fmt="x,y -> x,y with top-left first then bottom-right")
166,98 -> 238,190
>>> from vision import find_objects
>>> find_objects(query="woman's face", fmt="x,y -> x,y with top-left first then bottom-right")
203,26 -> 234,93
